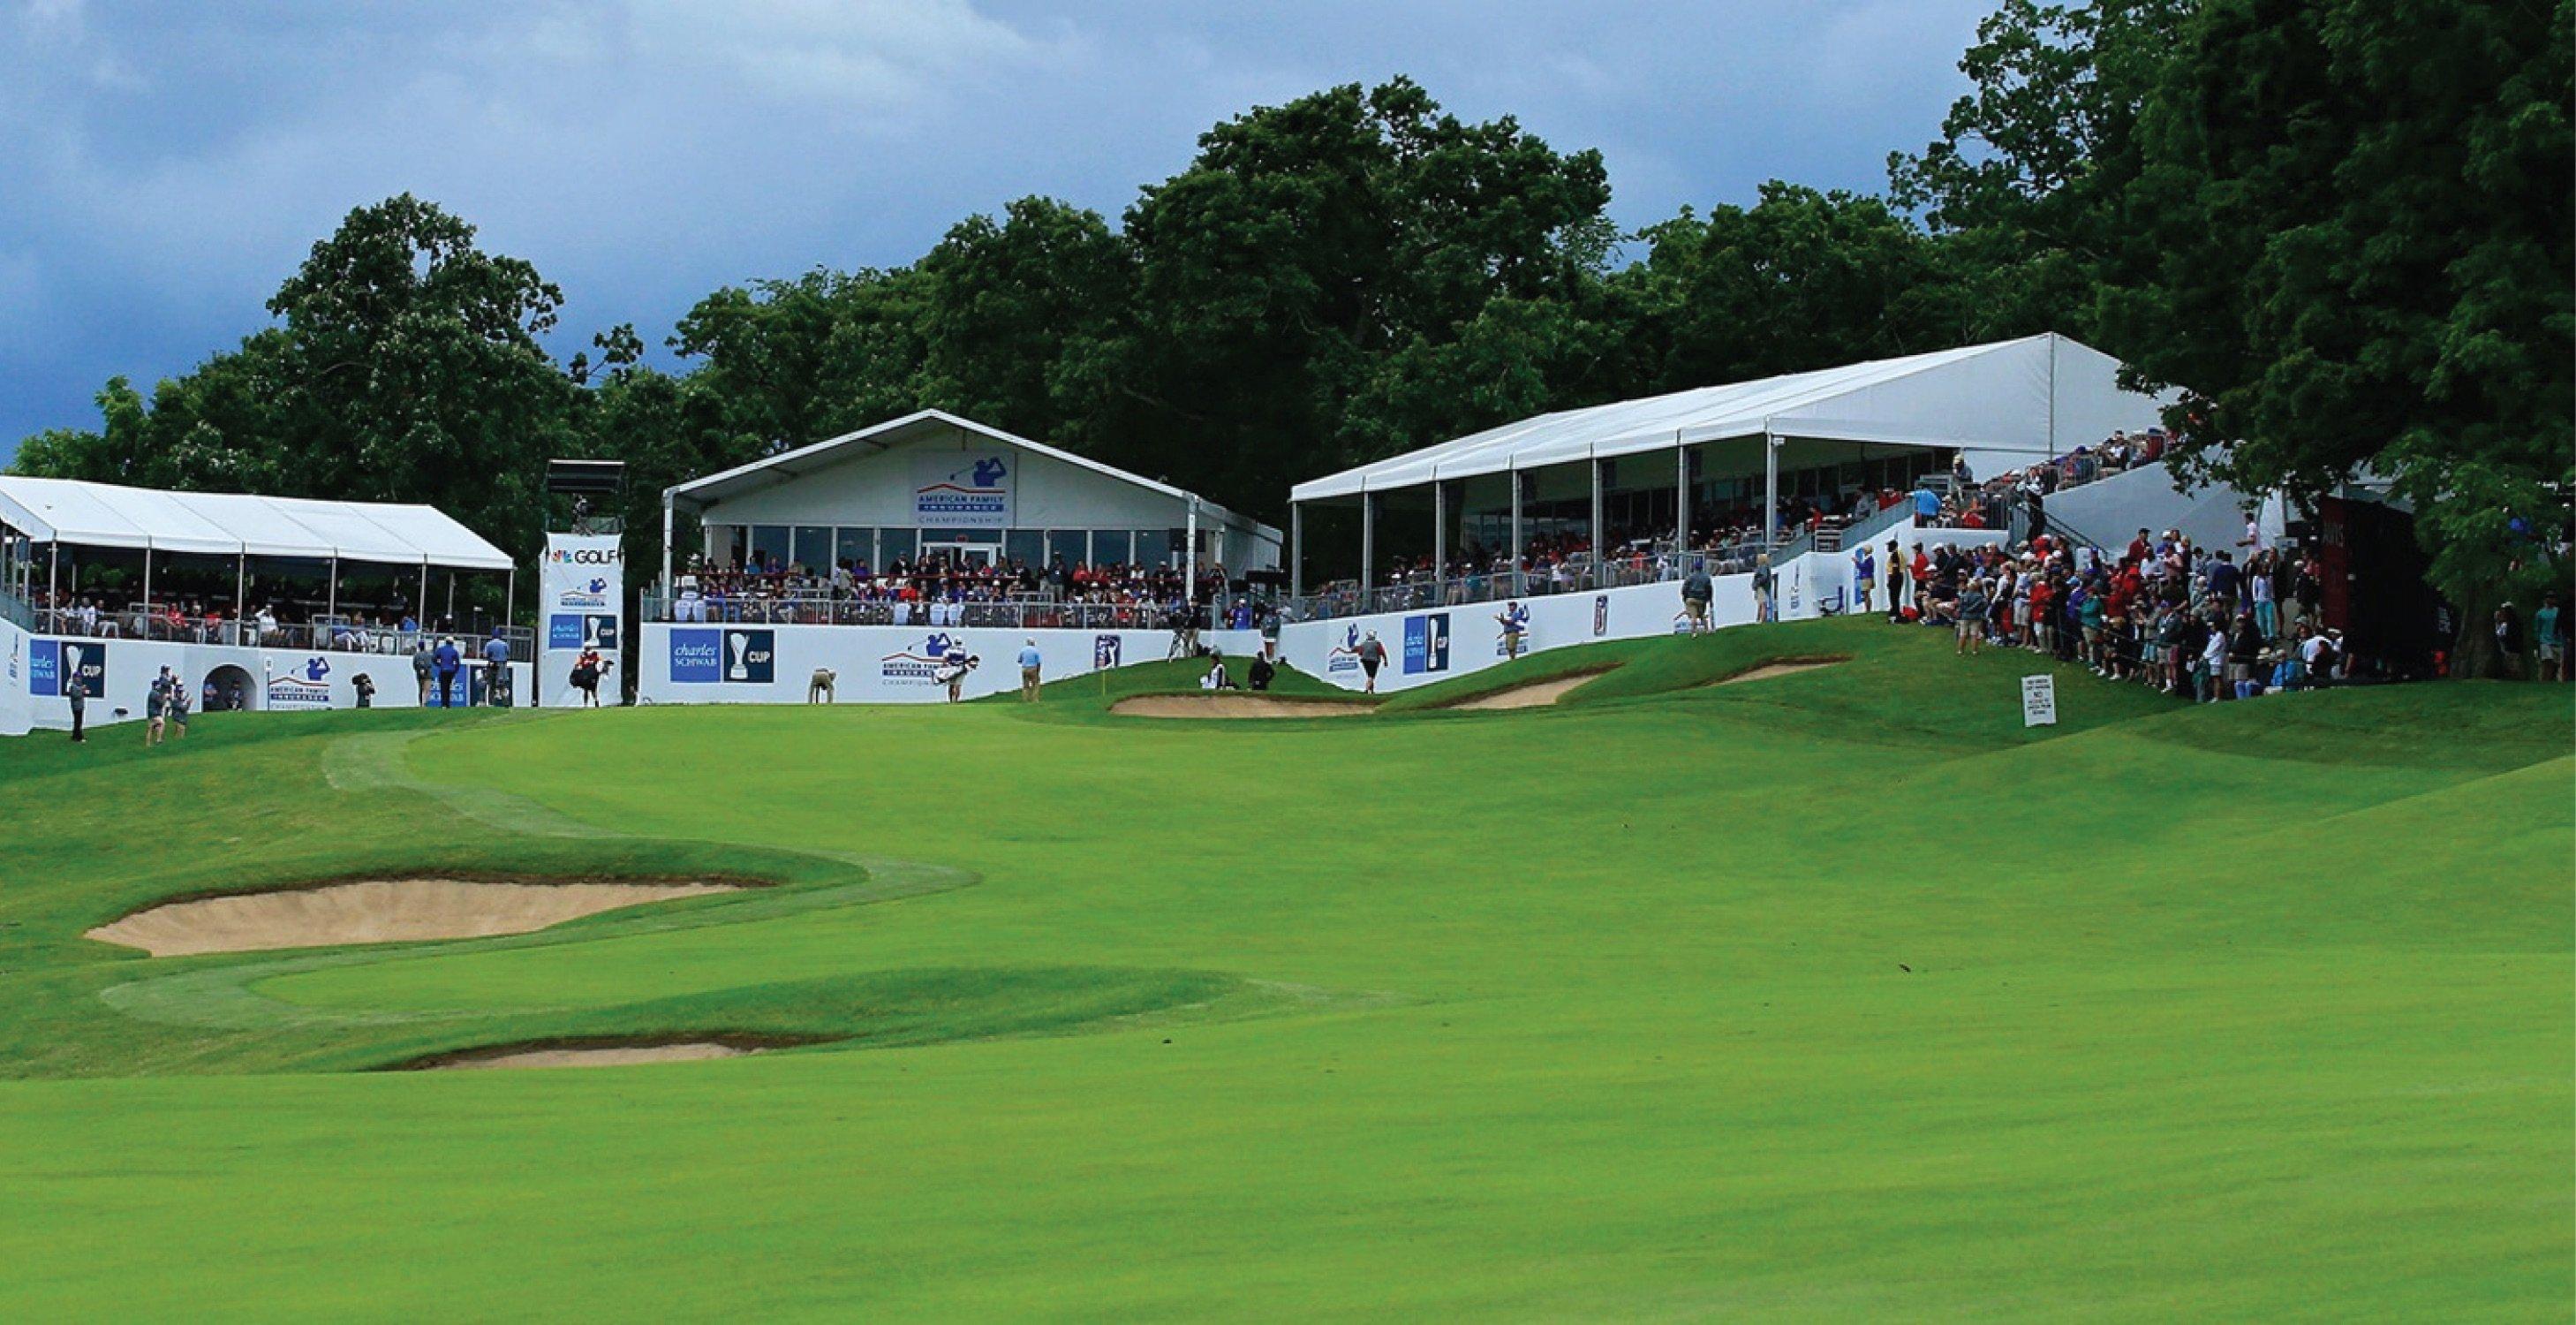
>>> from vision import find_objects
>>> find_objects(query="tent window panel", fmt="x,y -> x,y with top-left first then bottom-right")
1133,529 -> 1174,568
1004,530 -> 1044,567
1092,530 -> 1130,566
1044,530 -> 1085,565
790,526 -> 833,572
748,526 -> 790,572
835,528 -> 875,570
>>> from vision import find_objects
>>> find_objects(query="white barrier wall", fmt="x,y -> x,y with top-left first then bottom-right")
538,533 -> 624,708
0,617 -> 32,737
1278,522 -> 2010,696
637,623 -> 1267,706
15,634 -> 532,732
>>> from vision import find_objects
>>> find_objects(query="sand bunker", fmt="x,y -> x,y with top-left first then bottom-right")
1709,655 -> 1850,686
1446,670 -> 1613,710
1110,694 -> 1371,719
87,878 -> 744,957
430,1042 -> 755,1071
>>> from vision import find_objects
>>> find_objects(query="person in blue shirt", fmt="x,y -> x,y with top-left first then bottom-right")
1017,638 -> 1044,702
1495,600 -> 1530,659
1851,546 -> 1876,613
432,637 -> 462,708
481,628 -> 513,707
1911,482 -> 1942,522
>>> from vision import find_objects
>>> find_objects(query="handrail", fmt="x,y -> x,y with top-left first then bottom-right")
34,608 -> 535,661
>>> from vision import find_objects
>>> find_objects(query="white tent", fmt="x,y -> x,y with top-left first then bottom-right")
1291,334 -> 2171,501
0,476 -> 511,569
1284,333 -> 2175,593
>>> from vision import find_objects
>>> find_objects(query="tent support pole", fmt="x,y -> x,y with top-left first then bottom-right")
660,496 -> 675,600
1432,480 -> 1447,580
1289,504 -> 1303,600
49,543 -> 58,620
1589,458 -> 1604,586
326,556 -> 338,622
141,546 -> 153,615
1185,496 -> 1199,598
1675,437 -> 1689,551
1508,470 -> 1523,595
419,564 -> 429,627
1764,429 -> 1781,549
234,555 -> 245,629
1359,492 -> 1375,594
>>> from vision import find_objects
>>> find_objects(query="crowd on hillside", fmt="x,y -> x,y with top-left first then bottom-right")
1868,519 -> 2362,699
669,549 -> 1232,629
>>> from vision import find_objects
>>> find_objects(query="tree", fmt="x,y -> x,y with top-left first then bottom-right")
913,197 -> 1134,448
1889,0 -> 2194,340
2098,0 -> 2573,675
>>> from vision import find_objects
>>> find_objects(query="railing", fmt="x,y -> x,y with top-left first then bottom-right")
643,594 -> 1205,633
1285,536 -> 1781,623
35,607 -> 535,662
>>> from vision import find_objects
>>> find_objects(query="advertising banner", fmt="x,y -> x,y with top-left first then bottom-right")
540,533 -> 624,706
911,452 -> 1014,529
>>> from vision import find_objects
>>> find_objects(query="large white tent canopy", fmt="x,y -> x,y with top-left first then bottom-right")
1291,333 -> 2173,501
0,476 -> 512,570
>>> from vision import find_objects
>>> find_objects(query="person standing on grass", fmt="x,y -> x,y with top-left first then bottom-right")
1884,539 -> 1907,620
1850,544 -> 1875,615
1955,577 -> 1989,655
1681,569 -> 1714,633
412,638 -> 434,705
1018,637 -> 1043,701
1751,554 -> 1776,624
167,674 -> 191,739
2534,594 -> 2565,683
1356,630 -> 1387,694
144,668 -> 170,746
65,670 -> 87,744
433,637 -> 462,708
1496,600 -> 1530,658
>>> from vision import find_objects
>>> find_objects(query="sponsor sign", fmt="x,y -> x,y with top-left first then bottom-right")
31,640 -> 105,699
1325,624 -> 1363,676
911,453 -> 1013,529
1092,634 -> 1122,670
2021,674 -> 2059,728
1493,602 -> 1530,656
721,629 -> 775,684
880,632 -> 961,685
549,613 -> 619,651
669,629 -> 722,684
1402,612 -> 1450,676
1593,594 -> 1609,638
268,655 -> 334,710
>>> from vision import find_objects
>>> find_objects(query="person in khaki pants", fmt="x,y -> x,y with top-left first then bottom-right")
1017,639 -> 1043,702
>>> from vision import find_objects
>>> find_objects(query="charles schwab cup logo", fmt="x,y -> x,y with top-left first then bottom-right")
880,632 -> 960,685
670,628 -> 773,685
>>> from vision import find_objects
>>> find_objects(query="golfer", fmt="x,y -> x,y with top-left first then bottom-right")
1018,638 -> 1043,701
1356,630 -> 1387,693
1681,567 -> 1713,633
432,637 -> 462,708
167,674 -> 191,739
1495,600 -> 1530,660
1751,554 -> 1776,624
412,638 -> 434,704
65,670 -> 87,743
1851,545 -> 1875,614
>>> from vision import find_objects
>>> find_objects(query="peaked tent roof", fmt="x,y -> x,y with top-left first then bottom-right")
0,476 -> 513,570
666,408 -> 1278,536
1290,333 -> 2175,502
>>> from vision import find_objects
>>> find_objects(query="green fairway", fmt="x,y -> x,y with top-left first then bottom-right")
1,617 -> 2566,1321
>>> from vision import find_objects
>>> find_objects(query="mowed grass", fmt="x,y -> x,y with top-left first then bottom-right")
0,617 -> 2566,1321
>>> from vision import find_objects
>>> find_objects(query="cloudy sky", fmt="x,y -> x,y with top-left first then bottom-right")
0,0 -> 1993,453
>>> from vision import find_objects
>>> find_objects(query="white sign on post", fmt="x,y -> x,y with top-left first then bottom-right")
2021,674 -> 2059,727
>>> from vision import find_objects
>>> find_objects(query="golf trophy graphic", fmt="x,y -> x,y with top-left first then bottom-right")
727,632 -> 749,681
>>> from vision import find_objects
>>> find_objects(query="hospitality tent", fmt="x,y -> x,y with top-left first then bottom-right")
1285,333 -> 2175,592
0,475 -> 514,619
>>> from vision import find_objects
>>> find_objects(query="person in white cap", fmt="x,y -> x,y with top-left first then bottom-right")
1017,637 -> 1043,702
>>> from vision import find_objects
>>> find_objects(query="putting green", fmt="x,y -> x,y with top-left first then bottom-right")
0,617 -> 2565,1321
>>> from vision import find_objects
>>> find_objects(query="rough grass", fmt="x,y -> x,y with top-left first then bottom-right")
0,617 -> 2565,1321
